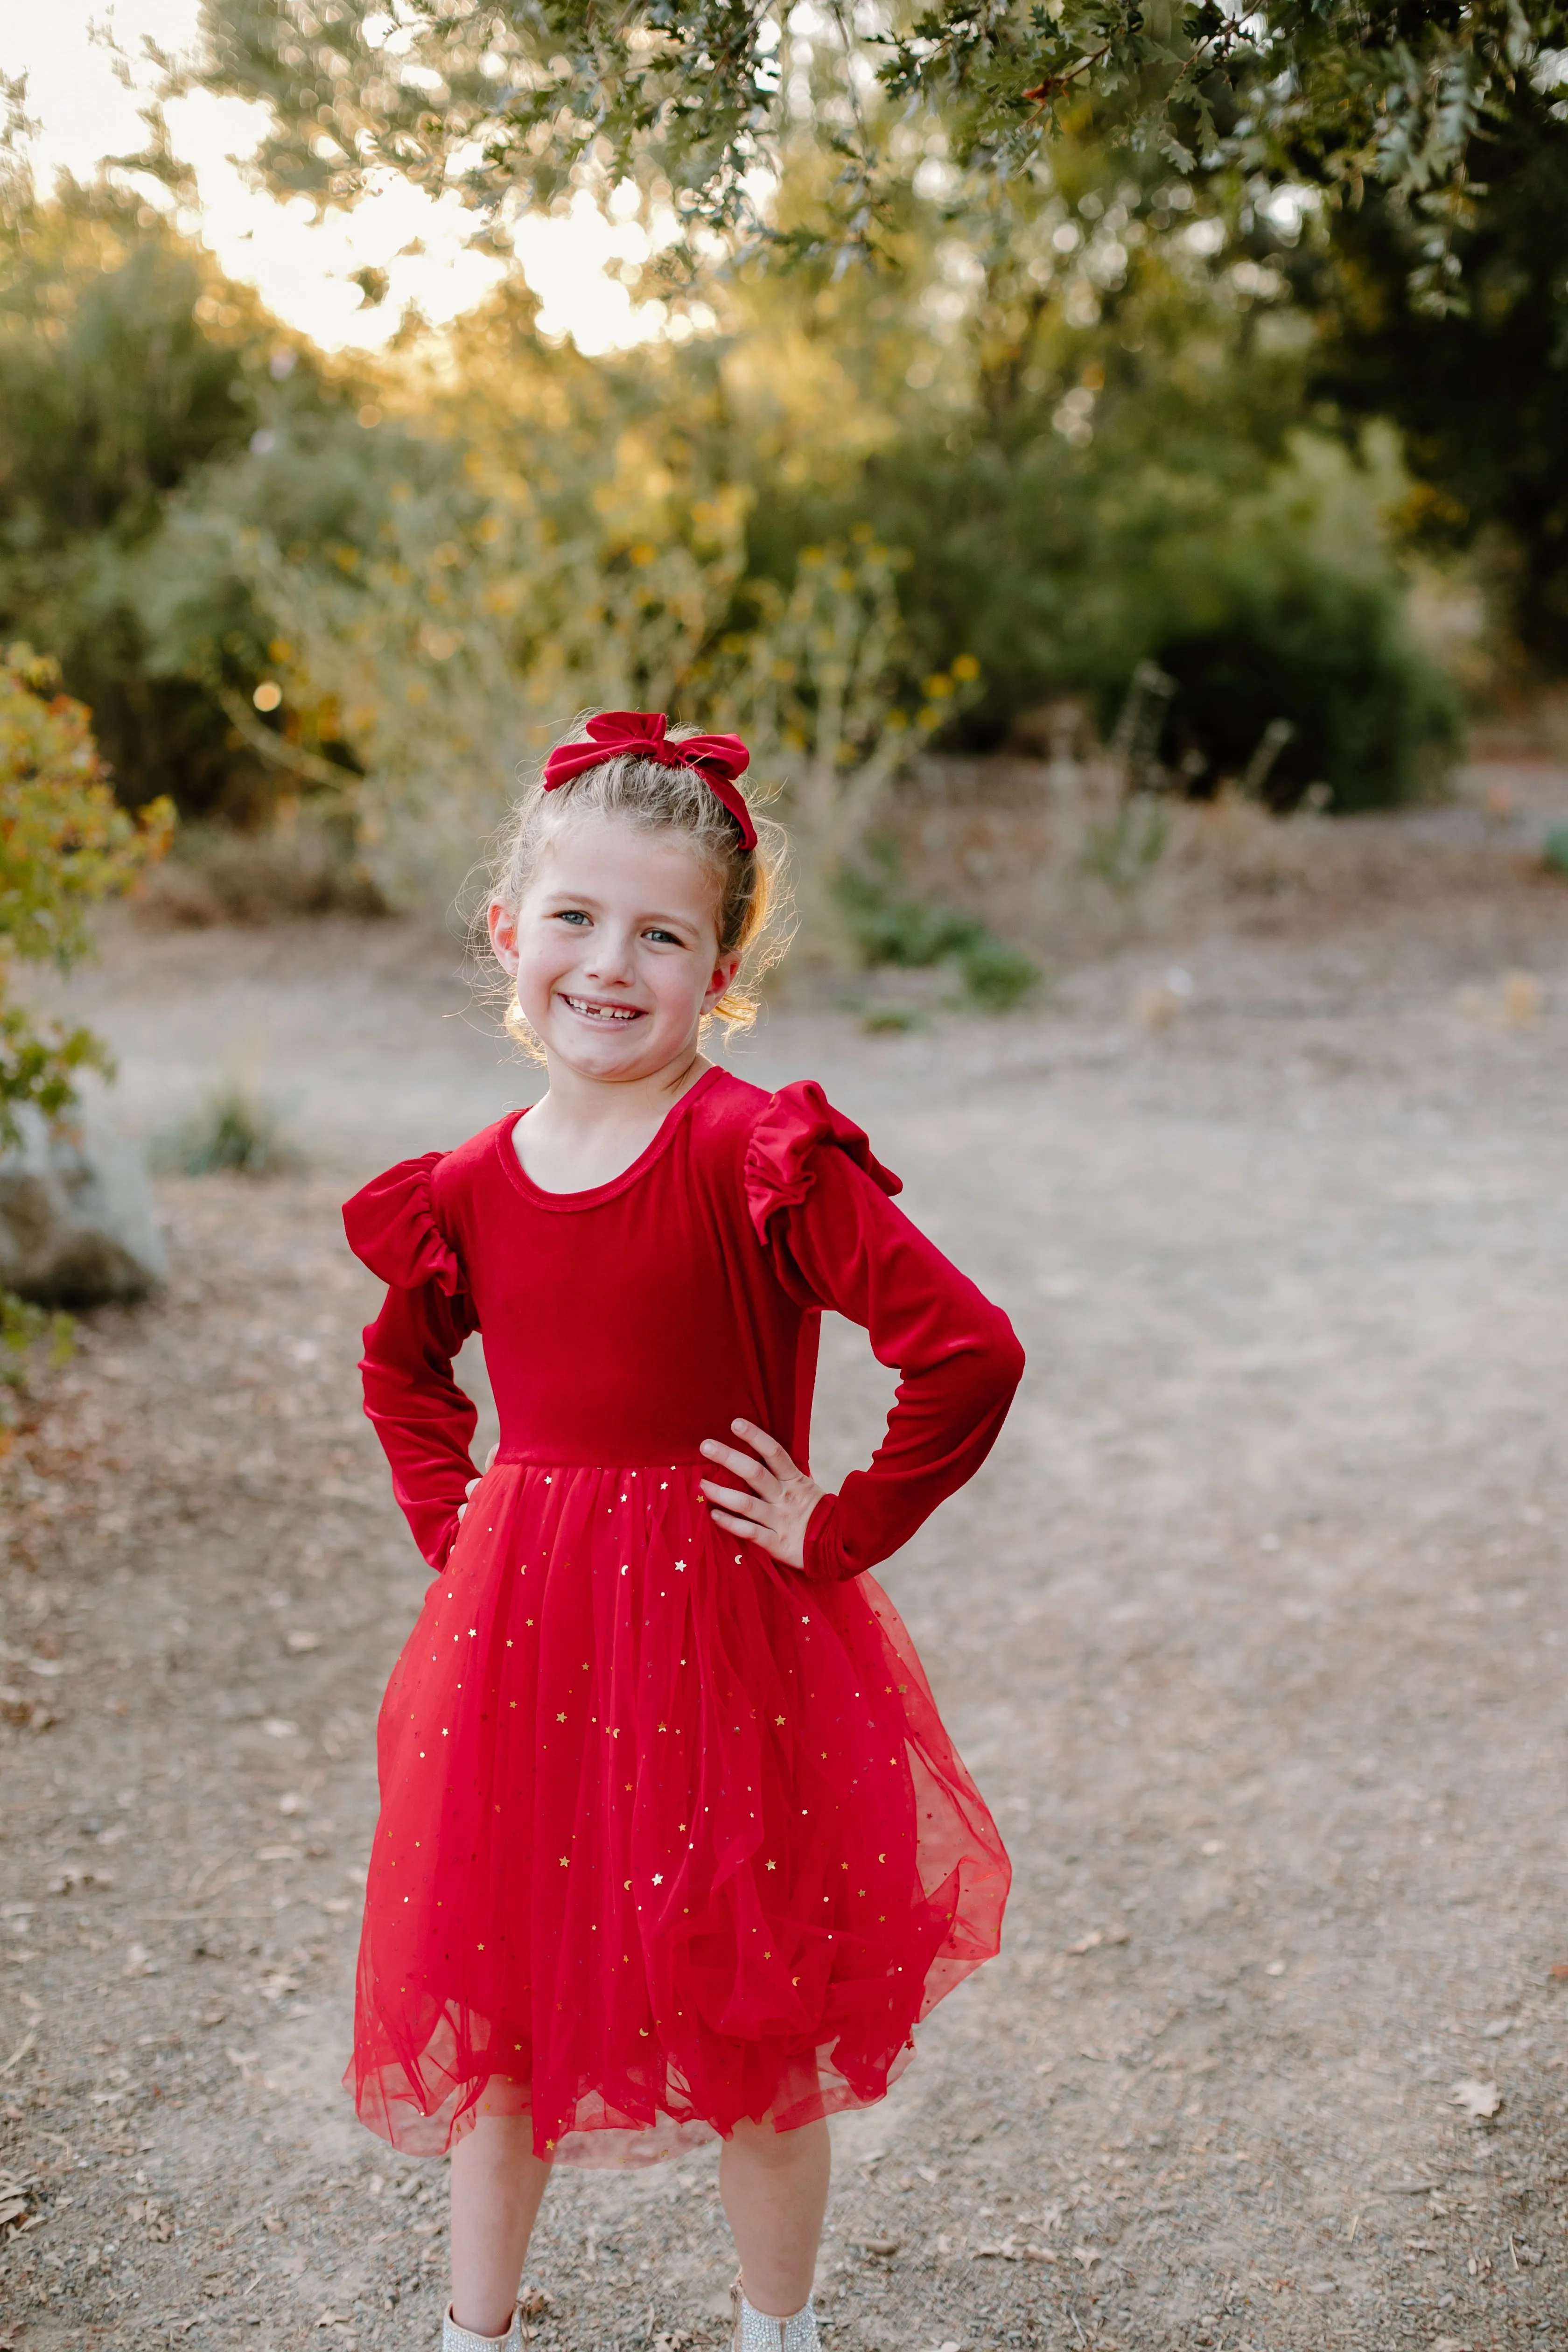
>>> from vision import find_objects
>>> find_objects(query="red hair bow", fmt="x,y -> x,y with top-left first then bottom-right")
542,711 -> 756,851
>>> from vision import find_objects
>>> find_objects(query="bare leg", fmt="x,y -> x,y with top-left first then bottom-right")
449,2114 -> 553,2338
719,2117 -> 831,2317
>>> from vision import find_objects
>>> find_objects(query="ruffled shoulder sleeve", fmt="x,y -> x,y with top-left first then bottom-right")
342,1153 -> 465,1295
743,1080 -> 901,1245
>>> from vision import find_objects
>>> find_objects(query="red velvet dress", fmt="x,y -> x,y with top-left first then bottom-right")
343,1067 -> 1022,2163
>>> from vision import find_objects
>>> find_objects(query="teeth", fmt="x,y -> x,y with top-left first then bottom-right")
563,996 -> 640,1022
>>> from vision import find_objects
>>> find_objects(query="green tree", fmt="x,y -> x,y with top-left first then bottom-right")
1297,86 -> 1568,669
184,0 -> 1568,273
0,169 -> 356,815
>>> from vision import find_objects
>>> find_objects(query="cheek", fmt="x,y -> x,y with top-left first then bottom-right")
517,923 -> 574,976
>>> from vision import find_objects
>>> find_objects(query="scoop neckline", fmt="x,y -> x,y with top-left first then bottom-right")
496,1064 -> 727,1210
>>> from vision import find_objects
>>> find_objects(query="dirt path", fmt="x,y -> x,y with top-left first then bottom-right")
3,837 -> 1568,2352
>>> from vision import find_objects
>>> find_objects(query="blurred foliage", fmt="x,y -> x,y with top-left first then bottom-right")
154,1080 -> 296,1176
722,148 -> 1459,806
0,644 -> 172,1142
0,645 -> 169,1400
0,109 -> 1489,937
184,0 -> 1568,294
0,167 -> 360,818
836,849 -> 1039,1009
1298,84 -> 1568,674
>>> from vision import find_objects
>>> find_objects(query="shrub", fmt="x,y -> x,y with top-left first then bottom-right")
835,852 -> 1039,1011
0,644 -> 171,1404
1544,825 -> 1568,879
1148,561 -> 1460,812
155,1084 -> 297,1178
0,645 -> 172,1136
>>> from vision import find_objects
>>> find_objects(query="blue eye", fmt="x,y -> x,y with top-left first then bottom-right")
555,909 -> 590,925
646,928 -> 683,946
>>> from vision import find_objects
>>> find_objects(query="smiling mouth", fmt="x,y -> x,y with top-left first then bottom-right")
560,994 -> 644,1025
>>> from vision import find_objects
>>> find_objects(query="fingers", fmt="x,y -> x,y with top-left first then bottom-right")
708,1506 -> 773,1545
699,1439 -> 777,1496
699,1478 -> 775,1519
484,1442 -> 500,1470
730,1419 -> 800,1478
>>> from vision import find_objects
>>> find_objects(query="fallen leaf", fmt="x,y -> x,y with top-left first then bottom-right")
1071,2245 -> 1101,2270
860,2237 -> 900,2257
1449,2078 -> 1501,2120
1548,1961 -> 1568,1980
286,1631 -> 322,1653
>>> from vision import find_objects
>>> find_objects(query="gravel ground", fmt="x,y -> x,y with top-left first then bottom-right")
2,805 -> 1568,2352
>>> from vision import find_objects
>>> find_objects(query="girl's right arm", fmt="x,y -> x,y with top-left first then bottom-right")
358,1278 -> 481,1571
344,1153 -> 481,1571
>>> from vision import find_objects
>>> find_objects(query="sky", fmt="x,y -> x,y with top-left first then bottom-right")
1,0 -> 668,354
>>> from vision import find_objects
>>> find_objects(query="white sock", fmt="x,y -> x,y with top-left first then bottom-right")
443,2304 -> 520,2352
733,2281 -> 819,2352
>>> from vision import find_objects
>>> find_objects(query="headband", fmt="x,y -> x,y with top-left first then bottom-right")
541,710 -> 757,853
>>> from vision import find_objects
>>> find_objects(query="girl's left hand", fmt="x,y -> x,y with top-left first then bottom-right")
699,1420 -> 826,1570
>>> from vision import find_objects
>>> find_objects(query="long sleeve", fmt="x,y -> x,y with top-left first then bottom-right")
343,1152 -> 480,1573
747,1086 -> 1024,1581
359,1278 -> 480,1570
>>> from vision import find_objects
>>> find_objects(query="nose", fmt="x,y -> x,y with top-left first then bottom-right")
581,922 -> 638,984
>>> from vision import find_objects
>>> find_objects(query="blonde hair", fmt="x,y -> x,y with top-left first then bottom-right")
484,716 -> 790,1054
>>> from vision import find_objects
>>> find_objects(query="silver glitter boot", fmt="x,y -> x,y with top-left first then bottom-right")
442,2305 -> 521,2352
730,2275 -> 820,2352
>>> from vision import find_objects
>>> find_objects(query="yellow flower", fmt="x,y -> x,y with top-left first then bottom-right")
952,653 -> 981,682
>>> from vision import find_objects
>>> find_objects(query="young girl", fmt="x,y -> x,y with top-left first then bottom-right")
342,710 -> 1023,2352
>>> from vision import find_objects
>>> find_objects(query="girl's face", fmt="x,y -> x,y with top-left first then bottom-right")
489,812 -> 741,1084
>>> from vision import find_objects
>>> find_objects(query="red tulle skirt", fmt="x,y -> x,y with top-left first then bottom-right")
349,1462 -> 1009,2162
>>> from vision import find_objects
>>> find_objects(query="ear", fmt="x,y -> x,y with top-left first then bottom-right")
701,952 -> 743,1013
488,898 -> 520,976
